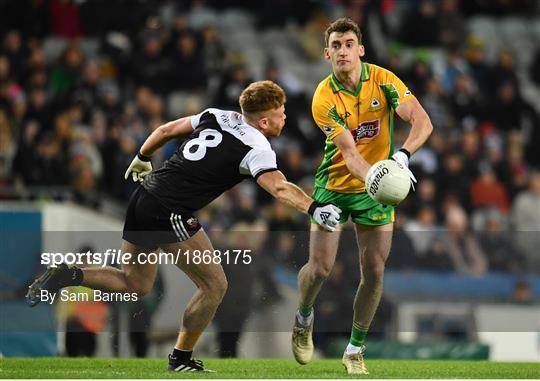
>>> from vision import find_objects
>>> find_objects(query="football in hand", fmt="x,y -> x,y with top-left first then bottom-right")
365,159 -> 411,205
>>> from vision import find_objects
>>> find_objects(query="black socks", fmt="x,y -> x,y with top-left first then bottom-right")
170,348 -> 192,363
52,265 -> 84,289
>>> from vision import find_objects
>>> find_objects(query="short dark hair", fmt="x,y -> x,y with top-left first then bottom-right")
324,17 -> 362,46
239,80 -> 286,117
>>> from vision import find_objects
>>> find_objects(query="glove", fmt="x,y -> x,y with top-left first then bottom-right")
124,152 -> 153,183
392,148 -> 416,190
308,202 -> 342,232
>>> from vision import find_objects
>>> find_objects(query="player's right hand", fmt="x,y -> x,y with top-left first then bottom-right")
308,202 -> 341,232
124,152 -> 153,183
392,149 -> 417,190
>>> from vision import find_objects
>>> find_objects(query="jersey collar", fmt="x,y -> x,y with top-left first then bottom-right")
330,61 -> 370,96
240,113 -> 272,143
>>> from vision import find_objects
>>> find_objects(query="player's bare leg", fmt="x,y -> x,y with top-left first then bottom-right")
293,224 -> 341,364
298,224 -> 342,308
353,223 -> 393,331
26,240 -> 158,306
82,240 -> 158,294
342,222 -> 393,375
160,229 -> 227,372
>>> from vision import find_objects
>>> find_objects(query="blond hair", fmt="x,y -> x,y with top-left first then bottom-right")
239,80 -> 286,119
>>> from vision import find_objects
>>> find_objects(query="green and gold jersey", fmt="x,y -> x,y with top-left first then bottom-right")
312,61 -> 415,193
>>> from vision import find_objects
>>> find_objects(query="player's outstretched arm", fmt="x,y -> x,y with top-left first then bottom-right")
256,170 -> 341,231
139,116 -> 194,156
392,99 -> 433,187
332,131 -> 372,182
124,116 -> 194,182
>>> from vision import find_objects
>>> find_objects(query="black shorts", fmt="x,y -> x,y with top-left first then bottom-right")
122,186 -> 202,248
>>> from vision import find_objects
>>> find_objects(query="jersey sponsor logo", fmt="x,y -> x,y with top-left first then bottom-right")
322,125 -> 335,135
351,119 -> 380,142
230,124 -> 245,136
219,113 -> 231,125
218,112 -> 245,135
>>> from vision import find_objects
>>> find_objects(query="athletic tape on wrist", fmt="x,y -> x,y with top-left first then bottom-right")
398,148 -> 411,159
137,151 -> 152,162
308,201 -> 323,216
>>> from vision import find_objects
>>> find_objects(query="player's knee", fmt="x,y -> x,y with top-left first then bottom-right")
202,275 -> 228,305
124,273 -> 153,296
214,276 -> 228,301
363,260 -> 385,284
311,261 -> 333,280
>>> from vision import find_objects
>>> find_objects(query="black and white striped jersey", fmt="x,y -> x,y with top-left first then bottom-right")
142,108 -> 278,212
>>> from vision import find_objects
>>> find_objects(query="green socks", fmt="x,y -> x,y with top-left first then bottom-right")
349,322 -> 369,347
296,304 -> 314,327
298,304 -> 313,318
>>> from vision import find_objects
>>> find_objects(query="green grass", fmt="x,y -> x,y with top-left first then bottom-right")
1,358 -> 538,379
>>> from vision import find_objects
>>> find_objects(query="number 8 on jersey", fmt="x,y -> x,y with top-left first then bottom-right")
183,129 -> 223,161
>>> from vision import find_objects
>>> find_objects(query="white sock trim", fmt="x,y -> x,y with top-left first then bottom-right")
345,343 -> 362,355
174,347 -> 192,352
296,310 -> 313,327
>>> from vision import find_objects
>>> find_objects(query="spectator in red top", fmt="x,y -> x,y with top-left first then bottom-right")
470,164 -> 511,214
49,0 -> 83,38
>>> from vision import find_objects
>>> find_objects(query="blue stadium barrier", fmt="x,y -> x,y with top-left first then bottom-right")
273,267 -> 540,299
0,210 -> 57,357
0,210 -> 42,290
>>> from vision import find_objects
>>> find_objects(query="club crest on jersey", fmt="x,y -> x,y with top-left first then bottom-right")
369,98 -> 383,112
322,125 -> 334,135
351,119 -> 380,142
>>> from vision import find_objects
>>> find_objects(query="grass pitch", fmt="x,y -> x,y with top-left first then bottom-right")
1,358 -> 538,379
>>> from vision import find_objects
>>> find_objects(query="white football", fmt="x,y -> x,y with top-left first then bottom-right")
365,159 -> 411,205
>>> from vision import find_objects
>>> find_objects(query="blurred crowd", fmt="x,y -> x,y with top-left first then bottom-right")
1,0 -> 538,360
1,0 -> 539,279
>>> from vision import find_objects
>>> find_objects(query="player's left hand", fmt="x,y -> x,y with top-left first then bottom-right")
392,149 -> 416,190
124,152 -> 153,183
308,202 -> 342,232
